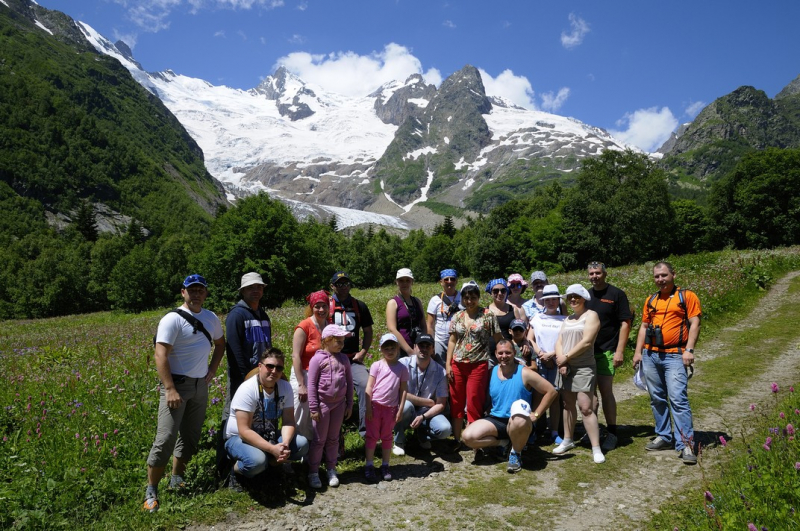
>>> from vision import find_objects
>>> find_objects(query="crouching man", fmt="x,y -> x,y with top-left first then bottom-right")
224,348 -> 309,486
462,339 -> 558,473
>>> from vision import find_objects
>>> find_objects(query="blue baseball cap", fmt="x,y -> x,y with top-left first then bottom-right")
182,274 -> 207,288
440,268 -> 458,279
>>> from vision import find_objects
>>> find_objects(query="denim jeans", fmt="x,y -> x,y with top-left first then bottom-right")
642,349 -> 694,451
394,400 -> 452,446
224,433 -> 309,478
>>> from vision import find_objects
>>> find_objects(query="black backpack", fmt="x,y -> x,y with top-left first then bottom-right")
153,308 -> 213,346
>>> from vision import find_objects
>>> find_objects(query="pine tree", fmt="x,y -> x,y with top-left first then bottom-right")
74,201 -> 98,242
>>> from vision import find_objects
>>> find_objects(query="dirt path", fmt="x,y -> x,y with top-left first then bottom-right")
194,272 -> 800,531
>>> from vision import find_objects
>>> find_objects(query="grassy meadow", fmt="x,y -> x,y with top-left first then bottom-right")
1,247 -> 799,529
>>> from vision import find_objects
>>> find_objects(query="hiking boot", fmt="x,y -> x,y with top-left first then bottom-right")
417,430 -> 432,450
601,432 -> 618,452
326,468 -> 340,488
645,436 -> 672,451
507,451 -> 522,473
380,464 -> 392,481
680,446 -> 697,465
168,474 -> 186,490
364,464 -> 378,483
392,443 -> 405,456
552,440 -> 575,455
228,468 -> 243,493
307,472 -> 322,489
282,462 -> 295,476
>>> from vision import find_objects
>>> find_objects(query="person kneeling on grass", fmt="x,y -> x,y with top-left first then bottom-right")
462,339 -> 558,473
224,348 -> 309,489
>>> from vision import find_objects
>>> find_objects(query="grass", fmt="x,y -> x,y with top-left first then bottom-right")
1,247 -> 799,529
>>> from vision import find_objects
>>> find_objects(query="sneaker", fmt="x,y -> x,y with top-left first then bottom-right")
326,468 -> 340,488
282,461 -> 295,476
601,432 -> 618,452
142,494 -> 158,513
307,472 -> 322,489
380,464 -> 392,481
593,450 -> 606,464
448,439 -> 465,453
507,451 -> 522,473
680,446 -> 697,465
645,436 -> 673,451
552,440 -> 576,455
228,468 -> 243,493
419,438 -> 432,450
496,439 -> 510,459
364,464 -> 378,483
392,443 -> 405,456
552,434 -> 564,445
168,474 -> 186,490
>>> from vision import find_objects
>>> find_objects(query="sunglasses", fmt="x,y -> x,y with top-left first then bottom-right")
334,281 -> 352,288
261,362 -> 284,372
566,294 -> 583,302
442,277 -> 456,282
509,283 -> 522,288
492,288 -> 507,295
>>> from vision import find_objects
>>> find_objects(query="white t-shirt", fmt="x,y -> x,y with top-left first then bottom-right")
427,293 -> 462,347
225,376 -> 294,439
155,308 -> 223,378
531,312 -> 567,353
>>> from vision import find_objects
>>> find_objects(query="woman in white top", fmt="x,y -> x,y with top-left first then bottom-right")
552,284 -> 604,464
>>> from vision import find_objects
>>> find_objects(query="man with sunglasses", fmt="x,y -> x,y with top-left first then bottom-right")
426,269 -> 463,366
224,348 -> 309,487
329,271 -> 374,437
144,274 -> 225,513
585,261 -> 633,452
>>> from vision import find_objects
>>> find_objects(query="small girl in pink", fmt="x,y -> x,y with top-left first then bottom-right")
364,333 -> 408,482
307,324 -> 353,489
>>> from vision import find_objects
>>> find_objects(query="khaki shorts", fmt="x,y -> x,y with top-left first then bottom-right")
146,377 -> 208,468
595,350 -> 616,377
562,366 -> 597,393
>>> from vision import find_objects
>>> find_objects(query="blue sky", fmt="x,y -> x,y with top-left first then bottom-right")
37,0 -> 800,152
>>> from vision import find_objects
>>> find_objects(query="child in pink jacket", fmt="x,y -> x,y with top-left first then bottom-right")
307,324 -> 353,488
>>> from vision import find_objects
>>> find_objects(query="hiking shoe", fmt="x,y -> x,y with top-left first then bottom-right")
552,440 -> 575,455
228,468 -> 243,492
552,434 -> 563,445
364,464 -> 378,483
601,432 -> 618,452
168,474 -> 186,490
392,443 -> 405,456
507,451 -> 522,473
380,464 -> 392,481
142,495 -> 159,513
282,462 -> 295,476
645,436 -> 673,451
308,472 -> 322,489
419,438 -> 432,450
326,469 -> 340,488
680,446 -> 697,465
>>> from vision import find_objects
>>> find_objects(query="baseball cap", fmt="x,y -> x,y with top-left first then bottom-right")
510,319 -> 527,331
541,284 -> 562,299
379,333 -> 399,346
239,272 -> 265,290
564,284 -> 591,301
321,324 -> 349,339
415,333 -> 434,345
530,271 -> 548,284
182,274 -> 207,288
396,268 -> 414,280
330,271 -> 351,284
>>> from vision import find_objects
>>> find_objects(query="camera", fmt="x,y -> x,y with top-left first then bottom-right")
646,324 -> 665,347
410,326 -> 422,344
447,302 -> 460,316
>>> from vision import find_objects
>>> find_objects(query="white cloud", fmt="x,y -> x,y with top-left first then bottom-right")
685,100 -> 706,119
288,34 -> 306,44
115,0 -> 284,33
478,68 -> 536,109
561,13 -> 589,49
609,107 -> 678,153
540,87 -> 570,112
276,43 -> 442,96
443,20 -> 456,29
213,30 -> 225,38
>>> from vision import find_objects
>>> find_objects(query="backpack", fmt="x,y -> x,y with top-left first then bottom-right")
645,287 -> 691,351
329,295 -> 361,326
153,308 -> 213,346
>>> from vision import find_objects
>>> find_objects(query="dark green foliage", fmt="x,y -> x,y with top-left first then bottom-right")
706,148 -> 800,249
73,200 -> 98,242
107,245 -> 168,312
671,199 -> 711,254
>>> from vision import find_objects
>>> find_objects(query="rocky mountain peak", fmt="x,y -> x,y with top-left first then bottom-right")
775,73 -> 800,100
251,66 -> 317,121
372,73 -> 436,125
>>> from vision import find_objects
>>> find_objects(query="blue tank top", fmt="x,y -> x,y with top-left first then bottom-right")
489,363 -> 531,419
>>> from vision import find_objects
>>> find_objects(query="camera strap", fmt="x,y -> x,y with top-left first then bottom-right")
646,287 -> 690,352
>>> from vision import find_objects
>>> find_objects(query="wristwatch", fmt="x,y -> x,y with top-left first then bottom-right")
686,348 -> 694,354
532,411 -> 539,419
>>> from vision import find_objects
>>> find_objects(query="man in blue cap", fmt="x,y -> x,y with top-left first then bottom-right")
143,274 -> 225,513
329,271 -> 374,437
426,268 -> 462,366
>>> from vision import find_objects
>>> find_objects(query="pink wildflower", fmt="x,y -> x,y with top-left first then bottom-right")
788,424 -> 796,436
795,462 -> 800,470
750,404 -> 756,411
704,491 -> 714,502
781,412 -> 786,419
771,382 -> 779,393
719,436 -> 727,446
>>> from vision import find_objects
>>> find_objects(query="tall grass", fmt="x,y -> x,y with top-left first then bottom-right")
1,247 -> 799,529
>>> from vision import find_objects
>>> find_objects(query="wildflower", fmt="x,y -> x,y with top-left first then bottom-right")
781,412 -> 786,419
766,436 -> 772,445
75,433 -> 79,439
796,409 -> 800,415
795,462 -> 800,470
750,404 -> 756,411
704,491 -> 714,502
719,436 -> 727,447
771,382 -> 779,393
747,525 -> 757,531
788,424 -> 796,436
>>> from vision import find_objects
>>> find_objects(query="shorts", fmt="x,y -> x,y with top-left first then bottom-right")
562,366 -> 597,394
484,416 -> 510,439
595,350 -> 616,377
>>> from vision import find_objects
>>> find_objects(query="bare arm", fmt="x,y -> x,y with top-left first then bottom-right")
291,327 -> 308,401
395,381 -> 408,423
613,320 -> 631,368
683,315 -> 701,367
446,333 -> 457,382
632,321 -> 650,369
353,325 -> 373,363
205,337 -> 226,384
236,409 -> 285,461
386,299 -> 415,355
154,342 -> 181,409
523,366 -> 558,418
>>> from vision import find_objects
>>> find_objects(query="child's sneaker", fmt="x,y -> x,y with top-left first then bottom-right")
380,464 -> 392,481
326,468 -> 340,488
364,464 -> 378,483
307,472 -> 322,489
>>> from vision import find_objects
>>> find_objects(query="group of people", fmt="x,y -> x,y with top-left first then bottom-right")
142,261 -> 702,511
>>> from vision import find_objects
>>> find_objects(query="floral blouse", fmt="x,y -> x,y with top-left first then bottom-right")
448,307 -> 500,363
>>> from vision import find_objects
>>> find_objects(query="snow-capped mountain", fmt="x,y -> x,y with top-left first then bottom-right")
76,21 -> 634,225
